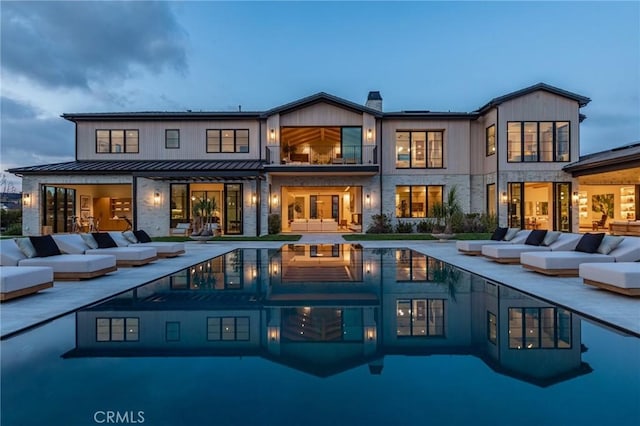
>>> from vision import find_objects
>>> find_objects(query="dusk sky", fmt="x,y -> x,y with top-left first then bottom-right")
1,1 -> 639,189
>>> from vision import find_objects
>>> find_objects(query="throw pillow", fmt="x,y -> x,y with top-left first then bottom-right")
92,232 -> 118,249
122,230 -> 138,244
15,238 -> 38,258
80,233 -> 99,249
504,228 -> 521,241
525,229 -> 548,246
597,235 -> 625,255
575,233 -> 605,254
29,235 -> 61,257
542,231 -> 561,247
490,227 -> 508,241
133,230 -> 152,243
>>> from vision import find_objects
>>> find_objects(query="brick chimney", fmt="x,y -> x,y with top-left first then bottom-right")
365,91 -> 382,111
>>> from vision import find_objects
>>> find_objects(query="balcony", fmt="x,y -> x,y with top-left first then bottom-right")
265,145 -> 378,174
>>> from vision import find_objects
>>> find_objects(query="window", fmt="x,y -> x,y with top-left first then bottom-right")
207,317 -> 250,341
96,130 -> 139,153
486,125 -> 496,156
396,185 -> 443,218
508,307 -> 572,349
397,299 -> 444,337
507,121 -> 570,162
487,183 -> 496,216
206,129 -> 249,153
166,322 -> 180,342
96,318 -> 139,342
487,312 -> 497,344
395,130 -> 443,168
165,129 -> 180,149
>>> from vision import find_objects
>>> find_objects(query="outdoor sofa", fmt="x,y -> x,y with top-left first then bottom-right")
456,228 -> 531,255
0,266 -> 54,301
0,238 -> 117,280
108,231 -> 185,258
53,233 -> 157,267
481,231 -> 582,264
521,234 -> 640,277
579,262 -> 640,297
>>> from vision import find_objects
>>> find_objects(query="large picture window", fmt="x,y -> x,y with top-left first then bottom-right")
508,307 -> 571,349
395,130 -> 443,168
206,129 -> 249,153
507,121 -> 570,162
96,317 -> 139,342
396,185 -> 443,218
207,317 -> 250,341
96,130 -> 139,153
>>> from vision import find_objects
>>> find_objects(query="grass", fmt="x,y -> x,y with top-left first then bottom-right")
153,234 -> 302,242
342,232 -> 492,241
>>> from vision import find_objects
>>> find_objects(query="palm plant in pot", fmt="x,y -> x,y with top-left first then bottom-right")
430,185 -> 461,241
191,197 -> 218,240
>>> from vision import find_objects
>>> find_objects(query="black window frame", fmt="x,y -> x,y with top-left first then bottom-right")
206,316 -> 250,341
508,307 -> 572,350
206,129 -> 250,153
96,317 -> 139,342
396,298 -> 445,338
506,121 -> 571,163
165,129 -> 180,149
395,130 -> 444,169
395,185 -> 444,218
95,129 -> 139,153
486,124 -> 496,156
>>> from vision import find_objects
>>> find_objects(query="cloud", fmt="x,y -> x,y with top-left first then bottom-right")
1,1 -> 188,90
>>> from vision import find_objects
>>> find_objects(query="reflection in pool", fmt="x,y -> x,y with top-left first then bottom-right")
2,245 -> 639,426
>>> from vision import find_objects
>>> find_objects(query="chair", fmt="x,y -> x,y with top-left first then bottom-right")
592,214 -> 607,230
339,219 -> 348,230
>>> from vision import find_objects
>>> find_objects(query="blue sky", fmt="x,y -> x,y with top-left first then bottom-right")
1,1 -> 639,189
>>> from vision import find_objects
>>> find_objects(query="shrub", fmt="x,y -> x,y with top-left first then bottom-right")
395,220 -> 413,233
366,214 -> 393,233
416,219 -> 436,233
268,214 -> 281,234
3,223 -> 22,235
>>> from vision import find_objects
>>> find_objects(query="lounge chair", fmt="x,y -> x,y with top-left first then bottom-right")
481,232 -> 581,264
456,228 -> 531,255
53,233 -> 157,267
0,238 -> 117,280
1,266 -> 54,301
521,235 -> 640,277
109,231 -> 185,258
579,262 -> 640,297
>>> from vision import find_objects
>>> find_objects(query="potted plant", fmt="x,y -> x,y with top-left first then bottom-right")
430,185 -> 461,241
190,197 -> 218,241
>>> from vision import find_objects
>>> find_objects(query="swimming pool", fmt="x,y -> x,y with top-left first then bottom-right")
2,244 -> 639,425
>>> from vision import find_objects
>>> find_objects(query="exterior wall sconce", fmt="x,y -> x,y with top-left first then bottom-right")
269,128 -> 276,143
22,193 -> 31,207
365,326 -> 377,341
268,326 -> 280,342
365,193 -> 371,208
270,261 -> 279,276
366,128 -> 373,142
251,266 -> 257,279
251,192 -> 257,206
365,260 -> 371,274
153,191 -> 161,206
271,194 -> 278,207
500,192 -> 508,204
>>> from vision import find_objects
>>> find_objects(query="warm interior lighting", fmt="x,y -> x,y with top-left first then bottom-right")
365,193 -> 371,207
365,260 -> 371,274
22,193 -> 31,207
269,128 -> 276,142
365,326 -> 376,341
500,191 -> 508,204
268,326 -> 280,342
251,192 -> 257,205
271,194 -> 278,207
153,191 -> 161,206
572,191 -> 579,203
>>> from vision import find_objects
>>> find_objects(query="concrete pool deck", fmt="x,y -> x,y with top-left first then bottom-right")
1,235 -> 639,339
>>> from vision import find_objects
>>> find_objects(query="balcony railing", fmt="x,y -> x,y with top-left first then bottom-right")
266,145 -> 377,165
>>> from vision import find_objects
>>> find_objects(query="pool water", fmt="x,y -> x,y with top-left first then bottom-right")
2,245 -> 639,426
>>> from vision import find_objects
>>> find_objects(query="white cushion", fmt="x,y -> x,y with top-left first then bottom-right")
521,251 -> 614,270
18,254 -> 116,273
0,239 -> 27,266
85,246 -> 156,261
504,228 -> 521,241
482,244 -> 551,259
80,233 -> 98,249
597,236 -> 624,255
0,266 -> 53,293
108,232 -> 133,247
542,231 -> 561,246
52,234 -> 90,254
123,231 -> 138,243
579,262 -> 640,289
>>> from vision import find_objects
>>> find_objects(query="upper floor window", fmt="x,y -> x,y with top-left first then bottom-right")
165,129 -> 180,149
508,307 -> 571,349
486,125 -> 496,156
206,129 -> 249,153
96,130 -> 139,153
397,299 -> 444,337
396,130 -> 443,168
507,121 -> 570,162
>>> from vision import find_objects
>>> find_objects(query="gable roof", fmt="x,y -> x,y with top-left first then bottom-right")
476,82 -> 591,114
262,92 -> 384,117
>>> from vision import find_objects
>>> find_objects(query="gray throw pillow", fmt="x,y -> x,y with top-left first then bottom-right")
15,238 -> 37,258
80,233 -> 99,249
542,231 -> 561,246
122,231 -> 138,244
504,228 -> 521,241
597,235 -> 624,255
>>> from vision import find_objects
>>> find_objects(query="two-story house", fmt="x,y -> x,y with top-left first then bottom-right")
11,83 -> 594,237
